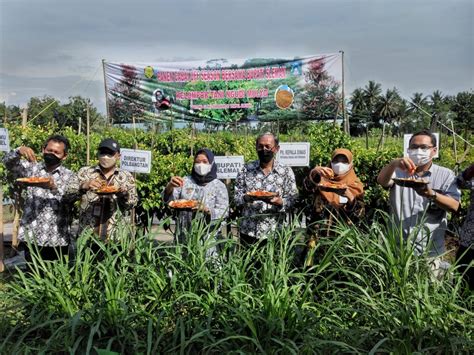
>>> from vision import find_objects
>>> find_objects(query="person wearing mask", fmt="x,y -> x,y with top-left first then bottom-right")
456,163 -> 474,290
377,130 -> 460,277
304,148 -> 365,233
234,132 -> 298,247
73,138 -> 138,241
3,135 -> 78,262
163,148 -> 229,256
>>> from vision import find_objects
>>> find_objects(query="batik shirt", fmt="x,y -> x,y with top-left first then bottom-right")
3,149 -> 78,247
235,160 -> 298,239
70,166 -> 138,240
457,172 -> 474,248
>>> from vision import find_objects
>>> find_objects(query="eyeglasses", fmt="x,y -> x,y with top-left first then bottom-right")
256,145 -> 276,151
408,144 -> 434,151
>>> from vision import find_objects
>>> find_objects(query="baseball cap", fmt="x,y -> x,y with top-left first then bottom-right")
98,138 -> 120,153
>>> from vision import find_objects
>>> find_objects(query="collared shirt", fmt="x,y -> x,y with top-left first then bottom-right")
70,165 -> 138,240
457,172 -> 474,248
235,159 -> 298,239
3,149 -> 78,247
389,163 -> 461,256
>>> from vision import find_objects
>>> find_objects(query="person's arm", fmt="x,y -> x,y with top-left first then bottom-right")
272,167 -> 297,210
377,157 -> 416,188
3,146 -> 36,177
163,176 -> 184,201
234,167 -> 247,207
117,172 -> 138,210
457,164 -> 474,190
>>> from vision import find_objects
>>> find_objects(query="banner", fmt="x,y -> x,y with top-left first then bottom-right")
103,54 -> 342,124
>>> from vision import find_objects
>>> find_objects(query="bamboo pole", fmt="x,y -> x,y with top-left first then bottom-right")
102,59 -> 112,126
86,103 -> 90,165
340,50 -> 349,134
21,107 -> 28,128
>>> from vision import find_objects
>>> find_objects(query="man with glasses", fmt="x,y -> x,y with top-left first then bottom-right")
235,132 -> 298,246
377,130 -> 460,275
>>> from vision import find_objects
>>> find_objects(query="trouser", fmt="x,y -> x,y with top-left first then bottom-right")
18,242 -> 69,263
456,244 -> 474,291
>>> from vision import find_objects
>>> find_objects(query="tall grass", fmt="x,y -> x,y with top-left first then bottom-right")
0,213 -> 472,354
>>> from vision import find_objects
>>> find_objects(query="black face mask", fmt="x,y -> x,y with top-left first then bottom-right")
257,149 -> 274,164
43,153 -> 62,167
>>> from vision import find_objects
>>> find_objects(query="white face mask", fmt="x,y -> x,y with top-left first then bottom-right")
331,162 -> 351,175
408,149 -> 432,166
98,154 -> 117,169
194,163 -> 212,176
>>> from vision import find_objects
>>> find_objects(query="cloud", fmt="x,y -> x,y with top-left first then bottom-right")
0,0 -> 472,109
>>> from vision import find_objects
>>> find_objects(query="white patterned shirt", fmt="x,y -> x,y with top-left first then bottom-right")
235,160 -> 298,239
164,176 -> 229,221
3,149 -> 78,247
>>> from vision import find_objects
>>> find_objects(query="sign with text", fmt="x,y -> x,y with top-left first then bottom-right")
214,156 -> 245,179
103,53 -> 343,124
120,148 -> 152,174
277,142 -> 310,167
403,133 -> 439,159
0,128 -> 10,152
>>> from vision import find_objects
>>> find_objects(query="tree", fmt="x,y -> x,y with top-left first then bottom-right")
451,91 -> 474,149
56,96 -> 105,132
108,65 -> 147,124
375,88 -> 402,149
26,96 -> 61,126
362,80 -> 382,129
0,103 -> 21,124
299,58 -> 342,121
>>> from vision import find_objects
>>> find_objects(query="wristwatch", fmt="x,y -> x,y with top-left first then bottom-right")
428,190 -> 437,202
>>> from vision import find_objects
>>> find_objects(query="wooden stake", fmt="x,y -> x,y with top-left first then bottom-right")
21,107 -> 28,128
86,103 -> 90,165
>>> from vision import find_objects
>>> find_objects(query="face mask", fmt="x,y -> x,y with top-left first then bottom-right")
331,162 -> 351,175
408,149 -> 432,166
98,154 -> 117,169
43,153 -> 62,167
194,163 -> 212,176
257,149 -> 274,164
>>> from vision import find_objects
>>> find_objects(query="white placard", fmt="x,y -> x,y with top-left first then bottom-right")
214,155 -> 245,179
403,133 -> 439,158
120,148 -> 152,174
0,128 -> 10,152
277,142 -> 310,167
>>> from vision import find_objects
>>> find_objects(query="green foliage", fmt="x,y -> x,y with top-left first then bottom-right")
1,122 -> 472,218
0,215 -> 472,353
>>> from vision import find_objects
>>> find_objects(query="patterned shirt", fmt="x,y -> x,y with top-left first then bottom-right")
3,149 -> 78,247
457,172 -> 474,248
69,166 -> 138,240
164,176 -> 229,221
235,160 -> 298,239
388,163 -> 461,256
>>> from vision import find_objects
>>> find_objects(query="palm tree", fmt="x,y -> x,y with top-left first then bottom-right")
349,88 -> 369,146
408,92 -> 429,130
363,80 -> 382,128
375,88 -> 402,150
429,90 -> 444,130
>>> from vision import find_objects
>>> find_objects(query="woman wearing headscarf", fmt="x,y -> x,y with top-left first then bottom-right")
302,148 -> 365,265
163,148 -> 229,254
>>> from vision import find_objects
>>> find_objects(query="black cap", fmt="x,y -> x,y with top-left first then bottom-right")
98,138 -> 120,153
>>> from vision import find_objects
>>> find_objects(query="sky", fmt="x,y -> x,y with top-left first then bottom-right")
0,0 -> 472,113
